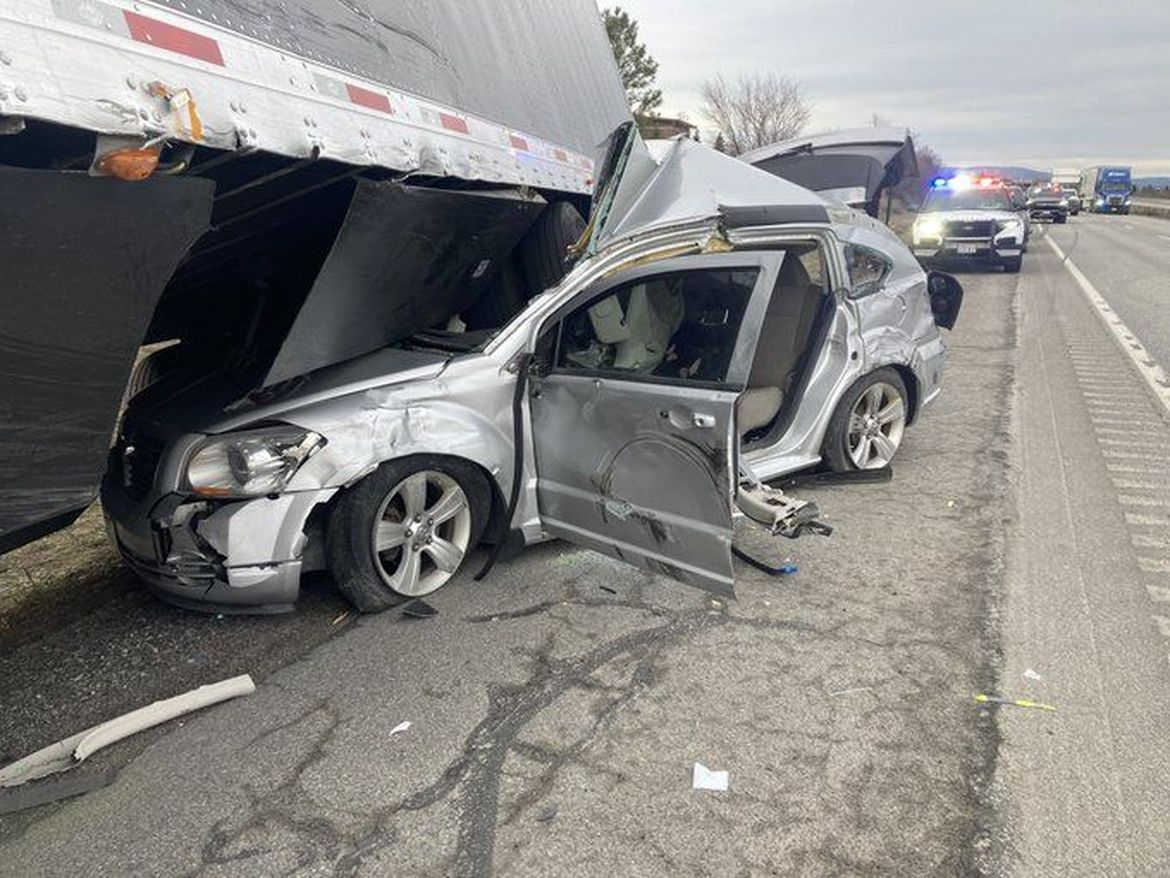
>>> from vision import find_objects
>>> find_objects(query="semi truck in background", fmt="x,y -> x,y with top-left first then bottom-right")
0,0 -> 630,553
1080,166 -> 1134,214
1051,167 -> 1082,215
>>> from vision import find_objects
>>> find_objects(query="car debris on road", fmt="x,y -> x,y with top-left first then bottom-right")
0,674 -> 256,788
692,762 -> 730,792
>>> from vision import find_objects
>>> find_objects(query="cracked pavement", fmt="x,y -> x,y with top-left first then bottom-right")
0,269 -> 1014,876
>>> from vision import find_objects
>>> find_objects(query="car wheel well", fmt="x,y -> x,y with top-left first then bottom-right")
889,364 -> 920,424
355,452 -> 508,547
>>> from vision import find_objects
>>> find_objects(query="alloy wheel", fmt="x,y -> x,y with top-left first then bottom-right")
371,470 -> 472,596
847,382 -> 906,469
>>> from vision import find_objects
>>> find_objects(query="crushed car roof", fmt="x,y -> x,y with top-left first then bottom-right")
593,134 -> 831,252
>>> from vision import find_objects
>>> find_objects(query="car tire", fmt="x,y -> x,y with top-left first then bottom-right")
520,201 -> 586,295
327,456 -> 492,612
1003,255 -> 1022,273
822,368 -> 909,473
1055,215 -> 1067,224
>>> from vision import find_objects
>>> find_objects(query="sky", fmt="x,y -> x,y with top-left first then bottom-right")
613,0 -> 1170,176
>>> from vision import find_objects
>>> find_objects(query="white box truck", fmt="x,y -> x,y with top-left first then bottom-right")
0,0 -> 630,551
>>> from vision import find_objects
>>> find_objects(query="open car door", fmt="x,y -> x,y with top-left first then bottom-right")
528,252 -> 786,596
739,127 -> 917,219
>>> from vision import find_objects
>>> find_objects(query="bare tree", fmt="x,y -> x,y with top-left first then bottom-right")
700,72 -> 812,156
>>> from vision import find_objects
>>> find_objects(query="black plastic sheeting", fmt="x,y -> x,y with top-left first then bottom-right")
265,181 -> 546,385
143,0 -> 630,156
0,168 -> 213,552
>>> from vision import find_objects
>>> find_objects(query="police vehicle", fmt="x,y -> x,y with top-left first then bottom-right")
911,176 -> 1026,273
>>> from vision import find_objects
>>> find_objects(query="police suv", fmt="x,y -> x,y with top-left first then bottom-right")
912,176 -> 1026,273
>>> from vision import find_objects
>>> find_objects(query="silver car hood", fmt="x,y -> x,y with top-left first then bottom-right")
128,347 -> 449,438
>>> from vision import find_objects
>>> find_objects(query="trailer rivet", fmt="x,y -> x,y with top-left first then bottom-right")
0,52 -> 12,66
230,101 -> 238,112
125,75 -> 136,89
14,86 -> 26,101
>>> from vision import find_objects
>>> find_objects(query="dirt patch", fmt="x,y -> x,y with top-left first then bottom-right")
0,504 -> 134,651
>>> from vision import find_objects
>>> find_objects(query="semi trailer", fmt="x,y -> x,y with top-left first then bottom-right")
1081,166 -> 1134,214
0,0 -> 631,553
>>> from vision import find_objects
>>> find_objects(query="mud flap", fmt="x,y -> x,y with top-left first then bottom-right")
0,167 -> 214,552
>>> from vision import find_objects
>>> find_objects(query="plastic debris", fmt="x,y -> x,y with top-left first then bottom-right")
599,585 -> 617,595
0,675 -> 256,787
402,599 -> 437,619
331,610 -> 351,626
389,721 -> 412,736
1022,668 -> 1043,681
692,762 -> 729,792
535,804 -> 558,822
975,694 -> 1056,712
828,687 -> 873,697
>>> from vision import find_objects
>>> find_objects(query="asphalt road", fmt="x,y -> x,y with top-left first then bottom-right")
0,272 -> 1015,874
1047,213 -> 1170,366
990,214 -> 1170,876
2,216 -> 1168,875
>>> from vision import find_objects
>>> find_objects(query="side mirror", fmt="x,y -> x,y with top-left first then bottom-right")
927,271 -> 963,330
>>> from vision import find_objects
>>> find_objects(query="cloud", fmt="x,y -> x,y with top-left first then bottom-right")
614,0 -> 1170,174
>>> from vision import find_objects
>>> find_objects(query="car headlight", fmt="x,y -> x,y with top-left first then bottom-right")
913,218 -> 944,242
998,219 -> 1023,234
1059,197 -> 1069,206
186,426 -> 325,498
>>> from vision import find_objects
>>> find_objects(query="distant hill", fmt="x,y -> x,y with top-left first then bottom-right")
1136,176 -> 1170,188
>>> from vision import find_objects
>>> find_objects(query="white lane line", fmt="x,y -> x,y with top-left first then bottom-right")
1133,534 -> 1170,550
1126,512 -> 1170,526
1111,478 -> 1167,491
1147,583 -> 1170,602
1103,450 -> 1169,461
1090,416 -> 1164,426
1121,495 -> 1170,507
1106,463 -> 1170,475
1095,427 -> 1165,437
1097,437 -> 1165,448
1048,235 -> 1170,415
1157,235 -> 1170,243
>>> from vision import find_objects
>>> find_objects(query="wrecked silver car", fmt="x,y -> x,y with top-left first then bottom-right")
102,125 -> 962,613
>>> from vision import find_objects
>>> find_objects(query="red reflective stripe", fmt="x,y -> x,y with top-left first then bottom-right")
554,149 -> 568,162
123,11 -> 224,66
509,134 -> 529,151
345,83 -> 392,113
440,113 -> 469,134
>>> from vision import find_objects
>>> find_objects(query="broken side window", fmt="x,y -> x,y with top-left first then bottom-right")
554,268 -> 758,384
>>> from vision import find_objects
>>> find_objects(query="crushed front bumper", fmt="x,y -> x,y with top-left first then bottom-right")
101,469 -> 335,613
